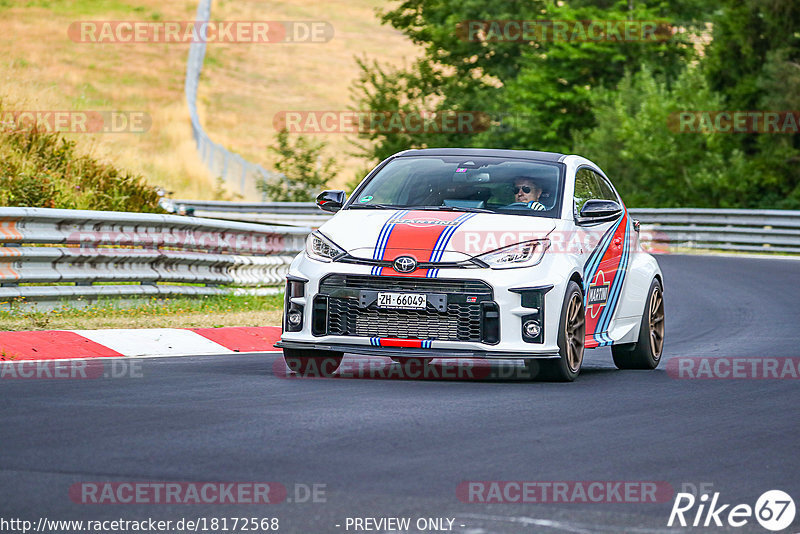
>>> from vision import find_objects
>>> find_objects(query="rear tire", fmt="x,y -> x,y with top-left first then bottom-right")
528,281 -> 585,382
283,348 -> 343,377
612,278 -> 664,370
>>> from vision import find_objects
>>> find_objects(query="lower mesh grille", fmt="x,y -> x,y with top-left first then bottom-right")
318,275 -> 493,342
327,299 -> 481,341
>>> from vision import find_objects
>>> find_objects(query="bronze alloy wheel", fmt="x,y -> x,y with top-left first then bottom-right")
648,286 -> 665,359
611,278 -> 664,370
526,280 -> 585,381
565,292 -> 586,372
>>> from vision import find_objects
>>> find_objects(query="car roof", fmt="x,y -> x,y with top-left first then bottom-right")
396,148 -> 567,163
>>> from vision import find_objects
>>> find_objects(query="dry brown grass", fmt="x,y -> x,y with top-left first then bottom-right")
201,0 -> 419,196
0,0 -> 418,199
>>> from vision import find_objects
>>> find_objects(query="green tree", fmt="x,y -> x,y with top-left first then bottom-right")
701,0 -> 800,207
572,66 -> 769,208
704,0 -> 800,113
258,129 -> 338,202
352,0 -> 708,163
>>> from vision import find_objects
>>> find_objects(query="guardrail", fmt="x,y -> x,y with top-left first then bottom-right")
630,208 -> 800,254
0,208 -> 310,304
166,200 -> 332,227
172,202 -> 800,254
2,205 -> 796,306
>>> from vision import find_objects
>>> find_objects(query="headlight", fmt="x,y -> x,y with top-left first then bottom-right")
305,231 -> 346,262
475,239 -> 550,269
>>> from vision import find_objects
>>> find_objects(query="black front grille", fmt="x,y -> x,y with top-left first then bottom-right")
316,275 -> 495,343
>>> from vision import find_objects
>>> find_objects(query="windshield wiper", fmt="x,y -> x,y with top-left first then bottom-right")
405,205 -> 495,214
346,203 -> 400,210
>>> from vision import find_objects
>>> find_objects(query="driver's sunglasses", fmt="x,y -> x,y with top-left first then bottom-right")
512,185 -> 532,194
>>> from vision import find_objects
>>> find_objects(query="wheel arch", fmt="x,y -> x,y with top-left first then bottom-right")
616,250 -> 661,320
568,270 -> 583,293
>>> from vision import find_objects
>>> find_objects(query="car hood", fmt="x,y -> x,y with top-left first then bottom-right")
319,209 -> 556,262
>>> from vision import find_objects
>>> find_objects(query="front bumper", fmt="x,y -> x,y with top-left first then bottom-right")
279,251 -> 575,358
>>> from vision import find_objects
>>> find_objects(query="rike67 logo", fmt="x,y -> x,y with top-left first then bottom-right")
668,490 -> 796,531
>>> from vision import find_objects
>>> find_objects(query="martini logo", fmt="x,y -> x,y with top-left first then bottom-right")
588,284 -> 609,305
587,271 -> 610,318
396,218 -> 461,228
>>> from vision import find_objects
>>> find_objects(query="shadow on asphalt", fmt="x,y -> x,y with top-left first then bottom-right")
257,353 -> 654,384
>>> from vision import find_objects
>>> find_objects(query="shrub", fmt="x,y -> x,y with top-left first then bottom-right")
0,112 -> 163,212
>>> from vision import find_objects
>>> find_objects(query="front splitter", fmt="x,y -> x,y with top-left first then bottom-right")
274,340 -> 560,359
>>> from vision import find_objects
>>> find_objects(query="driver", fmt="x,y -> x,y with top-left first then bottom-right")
512,177 -> 545,210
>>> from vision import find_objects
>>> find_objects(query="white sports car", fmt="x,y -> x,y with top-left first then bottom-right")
276,148 -> 664,381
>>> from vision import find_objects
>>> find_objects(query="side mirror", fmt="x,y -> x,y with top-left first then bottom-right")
316,190 -> 346,213
578,199 -> 623,223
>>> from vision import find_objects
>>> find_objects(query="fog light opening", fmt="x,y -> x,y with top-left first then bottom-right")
287,310 -> 303,327
523,320 -> 541,338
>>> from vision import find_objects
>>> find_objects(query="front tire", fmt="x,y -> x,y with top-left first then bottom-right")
612,278 -> 664,370
283,348 -> 343,377
529,281 -> 585,382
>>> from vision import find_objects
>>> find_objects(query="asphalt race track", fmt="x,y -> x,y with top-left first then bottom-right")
2,255 -> 799,534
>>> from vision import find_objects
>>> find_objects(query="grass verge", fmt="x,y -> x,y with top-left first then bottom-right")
0,294 -> 283,330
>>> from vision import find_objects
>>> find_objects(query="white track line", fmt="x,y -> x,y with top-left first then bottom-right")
71,328 -> 233,357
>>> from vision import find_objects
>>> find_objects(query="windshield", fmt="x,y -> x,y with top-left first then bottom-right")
348,155 -> 565,218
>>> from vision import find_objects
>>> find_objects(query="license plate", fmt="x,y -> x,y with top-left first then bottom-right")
377,292 -> 427,310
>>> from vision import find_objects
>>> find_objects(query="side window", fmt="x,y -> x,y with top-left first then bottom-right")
591,171 -> 619,203
573,168 -> 599,215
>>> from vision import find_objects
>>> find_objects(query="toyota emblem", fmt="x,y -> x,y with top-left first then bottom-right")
393,256 -> 417,273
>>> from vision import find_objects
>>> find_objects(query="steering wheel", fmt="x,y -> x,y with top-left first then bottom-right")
501,202 -> 532,209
